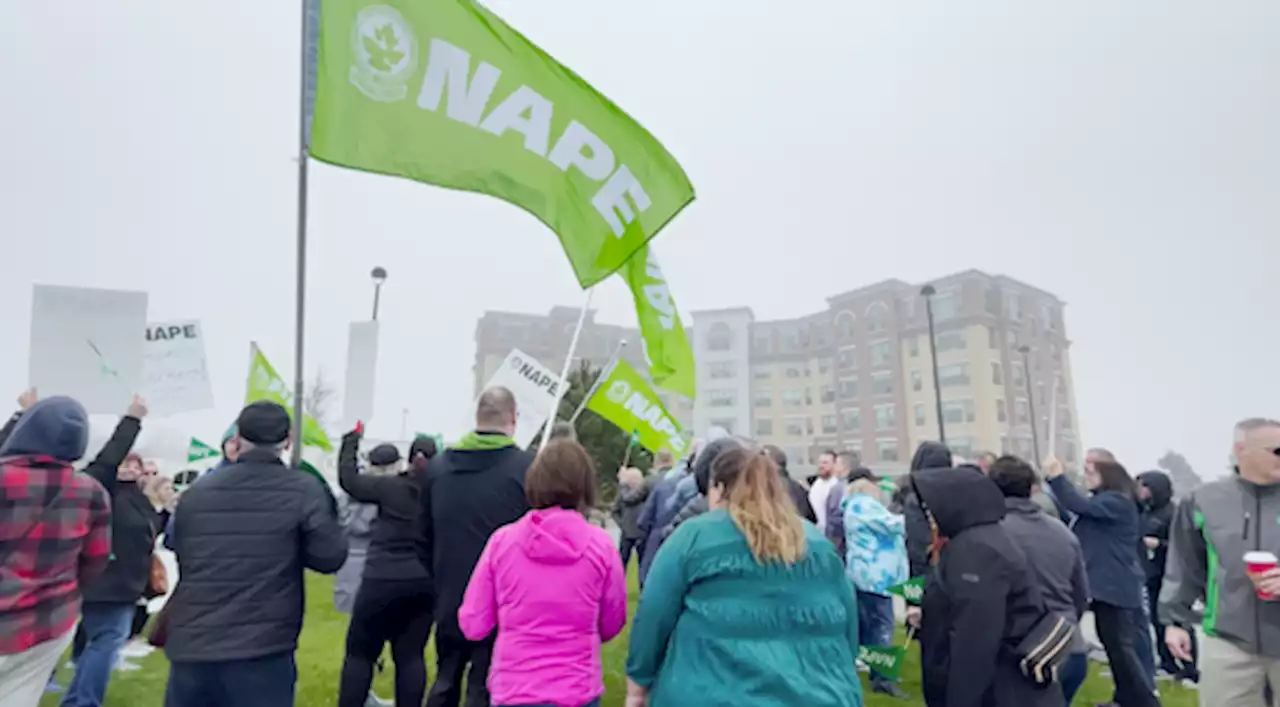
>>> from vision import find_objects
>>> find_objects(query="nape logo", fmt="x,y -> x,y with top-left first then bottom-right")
605,380 -> 631,404
349,5 -> 418,102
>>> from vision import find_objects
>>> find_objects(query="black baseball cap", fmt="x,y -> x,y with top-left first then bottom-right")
236,401 -> 291,445
848,467 -> 880,483
368,443 -> 402,467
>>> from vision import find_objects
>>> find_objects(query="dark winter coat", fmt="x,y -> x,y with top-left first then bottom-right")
783,472 -> 817,523
1001,497 -> 1090,653
904,441 -> 954,578
1047,475 -> 1145,609
1137,471 -> 1175,584
424,432 -> 532,639
337,432 -> 431,582
913,467 -> 1060,707
165,447 -> 349,662
78,417 -> 160,606
611,481 -> 650,540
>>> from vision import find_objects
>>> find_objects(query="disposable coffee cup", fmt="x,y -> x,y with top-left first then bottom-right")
1245,551 -> 1279,600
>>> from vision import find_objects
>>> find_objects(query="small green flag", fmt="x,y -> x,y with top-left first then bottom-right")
620,245 -> 695,400
858,645 -> 906,681
310,0 -> 695,288
187,437 -> 220,463
245,344 -> 333,452
888,576 -> 925,605
585,360 -> 686,457
629,429 -> 640,446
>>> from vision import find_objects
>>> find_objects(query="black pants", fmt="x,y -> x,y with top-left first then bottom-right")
338,578 -> 434,707
130,605 -> 150,638
426,630 -> 495,707
1093,601 -> 1162,707
165,651 -> 296,707
1148,580 -> 1198,679
619,536 -> 642,570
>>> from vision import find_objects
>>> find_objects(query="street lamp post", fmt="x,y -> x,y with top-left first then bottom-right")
370,267 -> 387,321
920,285 -> 947,444
1017,344 -> 1042,462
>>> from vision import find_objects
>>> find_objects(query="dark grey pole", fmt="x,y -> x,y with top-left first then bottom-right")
371,267 -> 387,321
1018,344 -> 1042,462
290,0 -> 312,469
921,284 -> 946,443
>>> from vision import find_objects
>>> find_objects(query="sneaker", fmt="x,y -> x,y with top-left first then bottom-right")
364,694 -> 394,707
120,639 -> 154,659
114,658 -> 142,673
44,678 -> 64,694
1180,678 -> 1199,690
872,683 -> 910,699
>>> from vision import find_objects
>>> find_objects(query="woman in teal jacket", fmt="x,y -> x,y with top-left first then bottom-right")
625,448 -> 863,707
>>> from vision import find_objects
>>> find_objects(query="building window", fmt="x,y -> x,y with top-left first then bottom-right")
900,296 -> 916,322
1004,292 -> 1021,320
839,379 -> 858,399
780,330 -> 801,352
988,326 -> 999,349
708,323 -> 734,351
710,419 -> 736,435
785,417 -> 805,437
932,292 -> 959,321
820,384 -> 837,403
782,389 -> 804,407
817,357 -> 832,374
866,302 -> 890,334
949,436 -> 974,458
708,361 -> 737,380
997,399 -> 1007,423
838,347 -> 857,370
877,438 -> 900,463
835,311 -> 856,342
1015,399 -> 1029,425
874,404 -> 896,431
870,340 -> 892,367
753,391 -> 772,408
708,389 -> 737,407
909,337 -> 920,358
991,362 -> 1003,385
752,334 -> 771,354
942,399 -> 976,424
914,403 -> 926,427
755,419 -> 773,436
1012,362 -> 1025,388
784,365 -> 803,379
938,363 -> 970,387
752,366 -> 771,380
871,372 -> 894,396
911,370 -> 923,392
841,409 -> 861,432
936,330 -> 966,352
821,414 -> 839,434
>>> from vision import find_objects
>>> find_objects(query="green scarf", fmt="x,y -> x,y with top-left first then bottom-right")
452,431 -> 517,451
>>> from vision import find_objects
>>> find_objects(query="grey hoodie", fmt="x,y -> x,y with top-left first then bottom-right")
1160,476 -> 1280,658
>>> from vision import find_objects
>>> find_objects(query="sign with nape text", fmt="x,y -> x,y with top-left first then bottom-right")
479,348 -> 563,448
144,320 -> 214,417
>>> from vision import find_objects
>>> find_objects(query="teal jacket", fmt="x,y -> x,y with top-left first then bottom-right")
626,509 -> 863,707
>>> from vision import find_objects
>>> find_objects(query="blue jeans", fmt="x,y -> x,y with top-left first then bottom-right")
856,590 -> 896,687
60,602 -> 134,707
1059,652 -> 1089,705
165,651 -> 297,707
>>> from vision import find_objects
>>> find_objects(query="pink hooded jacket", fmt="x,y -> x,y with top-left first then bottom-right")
459,507 -> 628,707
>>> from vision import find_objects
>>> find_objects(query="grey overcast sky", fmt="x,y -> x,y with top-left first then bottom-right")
2,0 -> 1276,476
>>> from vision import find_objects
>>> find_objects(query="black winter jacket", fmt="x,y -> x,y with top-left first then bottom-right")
913,467 -> 1059,707
337,432 -> 432,582
165,448 -> 348,662
77,417 -> 156,605
425,434 -> 532,639
904,441 -> 954,578
1137,471 -> 1175,584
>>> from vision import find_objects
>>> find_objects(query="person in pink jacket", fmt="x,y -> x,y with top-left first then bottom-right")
458,439 -> 628,707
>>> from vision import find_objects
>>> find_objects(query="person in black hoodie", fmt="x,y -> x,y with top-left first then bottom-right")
59,395 -> 149,707
762,445 -> 816,523
424,387 -> 533,707
1137,470 -> 1198,683
337,430 -> 434,707
904,441 -> 954,580
912,466 -> 1063,707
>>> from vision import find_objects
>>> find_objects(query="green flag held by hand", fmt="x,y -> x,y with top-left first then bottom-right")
586,359 -> 686,457
888,576 -> 925,605
245,345 -> 334,452
858,645 -> 906,682
311,0 -> 696,288
621,245 -> 695,400
187,438 -> 220,463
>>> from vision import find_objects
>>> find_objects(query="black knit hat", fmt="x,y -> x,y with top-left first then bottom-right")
235,401 -> 291,445
368,443 -> 402,467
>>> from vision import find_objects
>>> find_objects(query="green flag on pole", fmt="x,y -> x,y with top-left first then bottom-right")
620,245 -> 695,400
585,359 -> 686,457
310,0 -> 696,289
887,576 -> 925,606
187,438 -> 221,463
857,645 -> 906,682
245,345 -> 334,452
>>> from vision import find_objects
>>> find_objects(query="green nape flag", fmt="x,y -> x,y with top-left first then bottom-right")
887,576 -> 925,606
586,359 -> 687,457
621,245 -> 695,400
310,0 -> 696,289
858,645 -> 906,682
187,438 -> 220,463
245,345 -> 334,452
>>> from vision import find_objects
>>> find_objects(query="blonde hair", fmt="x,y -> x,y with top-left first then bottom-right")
618,467 -> 644,487
144,476 -> 174,508
713,449 -> 806,565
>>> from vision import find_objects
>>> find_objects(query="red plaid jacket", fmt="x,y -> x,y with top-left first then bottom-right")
0,455 -> 112,654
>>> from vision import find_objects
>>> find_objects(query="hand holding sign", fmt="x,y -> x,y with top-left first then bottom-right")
127,395 -> 149,420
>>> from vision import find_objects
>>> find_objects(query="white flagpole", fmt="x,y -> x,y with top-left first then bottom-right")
541,288 -> 594,448
569,338 -> 627,425
289,0 -> 313,468
1047,374 -> 1060,459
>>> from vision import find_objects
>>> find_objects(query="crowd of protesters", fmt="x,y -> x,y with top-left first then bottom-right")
1,379 -> 1278,707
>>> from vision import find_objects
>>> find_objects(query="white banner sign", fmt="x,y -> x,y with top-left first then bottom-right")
479,348 -> 563,448
342,321 -> 380,429
144,320 -> 214,417
29,285 -> 148,414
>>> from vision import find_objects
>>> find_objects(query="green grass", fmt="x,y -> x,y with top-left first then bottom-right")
44,570 -> 1196,707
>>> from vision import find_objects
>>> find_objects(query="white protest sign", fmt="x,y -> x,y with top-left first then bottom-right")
143,320 -> 214,417
479,348 -> 563,448
342,321 -> 380,429
29,285 -> 148,414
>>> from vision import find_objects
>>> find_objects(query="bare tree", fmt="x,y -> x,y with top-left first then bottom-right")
1157,450 -> 1202,497
303,369 -> 337,430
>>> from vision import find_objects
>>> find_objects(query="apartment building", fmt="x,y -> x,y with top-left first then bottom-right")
474,269 -> 1081,476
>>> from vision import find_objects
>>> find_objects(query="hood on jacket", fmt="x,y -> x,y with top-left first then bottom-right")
910,441 -> 953,473
520,507 -> 591,565
0,397 -> 89,462
1138,471 -> 1174,509
445,432 -> 521,472
912,466 -> 1005,538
